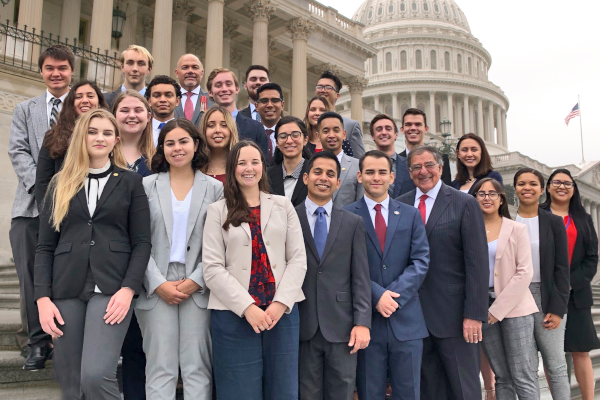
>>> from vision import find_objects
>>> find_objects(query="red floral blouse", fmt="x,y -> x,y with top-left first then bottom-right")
248,207 -> 276,306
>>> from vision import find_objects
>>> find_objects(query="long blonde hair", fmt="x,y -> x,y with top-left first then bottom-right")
49,109 -> 127,230
111,90 -> 156,169
304,96 -> 332,143
199,105 -> 239,173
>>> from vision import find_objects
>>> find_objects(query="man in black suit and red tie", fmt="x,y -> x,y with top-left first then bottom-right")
174,54 -> 214,127
256,83 -> 284,164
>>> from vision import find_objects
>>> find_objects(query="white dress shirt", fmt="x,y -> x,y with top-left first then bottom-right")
120,85 -> 146,97
413,178 -> 442,223
46,90 -> 68,126
363,194 -> 390,227
170,188 -> 193,264
304,197 -> 333,237
152,117 -> 174,146
249,102 -> 261,121
516,214 -> 541,283
336,150 -> 345,164
282,159 -> 305,199
263,124 -> 277,157
181,86 -> 201,112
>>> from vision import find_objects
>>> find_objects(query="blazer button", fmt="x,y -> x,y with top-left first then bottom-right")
494,271 -> 498,277
272,264 -> 276,269
318,269 -> 323,274
187,246 -> 190,251
266,241 -> 270,246
88,220 -> 92,225
383,265 -> 387,270
90,240 -> 95,246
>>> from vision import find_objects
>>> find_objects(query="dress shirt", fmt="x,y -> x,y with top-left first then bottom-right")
250,102 -> 261,122
488,239 -> 498,288
304,197 -> 333,237
336,150 -> 345,164
413,178 -> 442,223
231,109 -> 238,119
282,159 -> 305,199
264,124 -> 277,157
46,90 -> 68,126
363,194 -> 390,227
181,86 -> 201,112
120,84 -> 146,97
516,214 -> 541,283
152,117 -> 174,146
170,188 -> 193,263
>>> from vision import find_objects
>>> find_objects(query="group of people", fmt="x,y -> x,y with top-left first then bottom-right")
8,43 -> 599,400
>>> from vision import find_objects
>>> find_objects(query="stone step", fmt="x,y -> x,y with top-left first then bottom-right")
0,270 -> 18,283
0,281 -> 21,295
0,294 -> 20,310
0,310 -> 21,351
0,383 -> 61,400
0,351 -> 55,386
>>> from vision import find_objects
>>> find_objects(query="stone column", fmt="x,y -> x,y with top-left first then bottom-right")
373,94 -> 380,112
152,0 -> 173,77
462,95 -> 470,133
585,199 -> 591,215
476,97 -> 484,138
501,109 -> 508,149
486,101 -> 494,142
347,76 -> 368,125
171,1 -> 193,77
410,91 -> 417,109
223,18 -> 239,69
204,0 -> 224,79
142,16 -> 153,49
447,92 -> 454,136
597,207 -> 600,242
392,92 -> 398,118
286,17 -> 315,118
495,105 -> 503,146
18,0 -> 44,31
118,0 -> 138,51
429,91 -> 436,134
89,0 -> 114,52
249,0 -> 275,67
60,0 -> 81,43
455,101 -> 463,136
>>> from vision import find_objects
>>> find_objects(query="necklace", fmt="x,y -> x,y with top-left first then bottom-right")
466,177 -> 476,183
207,165 -> 225,175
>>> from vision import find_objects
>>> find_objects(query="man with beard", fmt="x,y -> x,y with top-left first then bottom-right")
240,65 -> 270,122
145,75 -> 181,145
105,45 -> 153,109
174,54 -> 214,127
256,83 -> 285,164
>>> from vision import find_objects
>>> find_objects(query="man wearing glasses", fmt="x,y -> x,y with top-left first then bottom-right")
315,71 -> 365,158
397,146 -> 488,400
256,83 -> 285,164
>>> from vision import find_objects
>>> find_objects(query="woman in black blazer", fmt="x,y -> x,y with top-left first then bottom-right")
451,133 -> 503,194
267,116 -> 311,207
35,80 -> 108,210
514,167 -> 571,399
541,168 -> 599,400
35,109 -> 151,400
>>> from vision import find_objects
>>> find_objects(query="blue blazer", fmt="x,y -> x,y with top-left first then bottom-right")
235,112 -> 270,165
450,170 -> 503,194
344,197 -> 430,341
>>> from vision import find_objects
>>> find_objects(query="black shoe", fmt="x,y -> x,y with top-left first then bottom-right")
22,344 -> 53,371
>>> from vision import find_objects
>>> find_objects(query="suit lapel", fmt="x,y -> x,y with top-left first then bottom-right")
334,154 -> 351,201
425,184 -> 451,237
538,209 -> 549,269
355,198 -> 382,258
394,155 -> 405,197
320,206 -> 342,265
93,168 -> 124,218
33,94 -> 49,149
290,162 -> 308,204
297,202 -> 319,260
186,172 -> 208,245
494,217 -> 513,264
383,200 -> 402,260
76,188 -> 91,218
270,165 -> 285,196
156,172 -> 174,245
260,192 -> 274,231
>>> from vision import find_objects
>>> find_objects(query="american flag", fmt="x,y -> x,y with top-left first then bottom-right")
565,103 -> 580,126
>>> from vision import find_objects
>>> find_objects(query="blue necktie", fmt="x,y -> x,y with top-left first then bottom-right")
314,207 -> 328,259
158,122 -> 166,130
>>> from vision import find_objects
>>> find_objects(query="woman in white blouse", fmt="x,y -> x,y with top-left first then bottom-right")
135,118 -> 223,399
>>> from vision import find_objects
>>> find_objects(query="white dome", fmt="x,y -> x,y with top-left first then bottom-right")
352,0 -> 471,34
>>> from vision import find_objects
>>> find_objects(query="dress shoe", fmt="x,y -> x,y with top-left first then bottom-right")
22,344 -> 53,371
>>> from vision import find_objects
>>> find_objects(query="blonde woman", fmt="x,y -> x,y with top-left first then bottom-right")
200,105 -> 239,184
35,109 -> 151,400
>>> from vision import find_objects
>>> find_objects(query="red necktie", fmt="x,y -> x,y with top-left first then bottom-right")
266,129 -> 274,163
374,204 -> 386,252
418,194 -> 428,224
184,92 -> 194,120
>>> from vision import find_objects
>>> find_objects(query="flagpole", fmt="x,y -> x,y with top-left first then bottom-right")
579,95 -> 585,164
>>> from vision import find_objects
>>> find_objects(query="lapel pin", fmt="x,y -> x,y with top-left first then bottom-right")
394,211 -> 399,215
113,173 -> 118,176
342,168 -> 346,171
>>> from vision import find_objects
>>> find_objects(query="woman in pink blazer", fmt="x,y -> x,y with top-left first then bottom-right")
472,178 -> 539,400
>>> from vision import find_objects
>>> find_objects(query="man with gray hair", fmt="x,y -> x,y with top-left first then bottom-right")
397,146 -> 489,400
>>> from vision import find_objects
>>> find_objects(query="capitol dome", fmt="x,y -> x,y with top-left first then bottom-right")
338,0 -> 509,154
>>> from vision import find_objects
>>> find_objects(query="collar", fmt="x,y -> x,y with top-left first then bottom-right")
250,102 -> 256,113
282,158 -> 305,179
120,85 -> 146,96
390,152 -> 397,162
88,160 -> 111,175
415,178 -> 442,201
264,124 -> 277,132
182,86 -> 201,97
153,117 -> 174,131
305,197 -> 333,217
336,150 -> 345,164
46,90 -> 68,104
363,194 -> 389,212
231,109 -> 238,119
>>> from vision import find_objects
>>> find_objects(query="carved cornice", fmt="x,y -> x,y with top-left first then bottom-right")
314,62 -> 341,77
223,18 -> 239,39
186,32 -> 205,53
0,90 -> 29,114
142,16 -> 154,38
268,35 -> 278,55
345,76 -> 369,94
173,0 -> 194,22
248,0 -> 276,23
312,26 -> 375,59
285,17 -> 316,41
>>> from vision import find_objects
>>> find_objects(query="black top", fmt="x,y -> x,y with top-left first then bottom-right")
34,166 -> 151,300
235,112 -> 271,166
450,170 -> 504,194
267,161 -> 308,207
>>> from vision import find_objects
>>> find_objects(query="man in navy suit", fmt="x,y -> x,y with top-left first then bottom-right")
206,67 -> 270,162
345,150 -> 429,400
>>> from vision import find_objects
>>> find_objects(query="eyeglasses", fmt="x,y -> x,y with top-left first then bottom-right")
409,162 -> 438,172
315,85 -> 337,93
256,97 -> 282,105
476,191 -> 500,200
277,131 -> 303,141
550,180 -> 574,189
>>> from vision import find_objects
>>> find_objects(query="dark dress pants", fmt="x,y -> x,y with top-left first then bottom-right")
212,305 -> 299,400
420,334 -> 481,400
121,311 -> 146,400
9,217 -> 49,347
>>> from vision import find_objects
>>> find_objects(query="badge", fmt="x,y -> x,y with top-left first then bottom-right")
394,211 -> 399,215
113,173 -> 119,176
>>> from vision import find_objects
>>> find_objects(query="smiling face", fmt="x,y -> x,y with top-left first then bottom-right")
73,84 -> 99,116
372,118 -> 398,152
548,172 -> 574,205
400,114 -> 429,148
257,89 -> 284,127
209,72 -> 240,109
86,117 -> 119,164
40,57 -> 72,96
148,83 -> 180,120
121,50 -> 151,88
205,111 -> 232,151
276,122 -> 308,160
244,69 -> 269,101
476,181 -> 501,216
304,157 -> 341,204
175,54 -> 203,92
315,77 -> 339,107
318,117 -> 346,155
358,156 -> 393,203
235,146 -> 263,189
457,138 -> 482,171
515,172 -> 543,207
409,151 -> 442,193
115,96 -> 151,136
307,99 -> 328,128
162,127 -> 198,170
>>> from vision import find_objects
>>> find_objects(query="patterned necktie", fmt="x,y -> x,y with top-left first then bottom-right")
265,129 -> 274,163
418,194 -> 428,224
314,207 -> 328,259
184,92 -> 194,120
49,97 -> 61,127
374,204 -> 386,252
254,110 -> 261,123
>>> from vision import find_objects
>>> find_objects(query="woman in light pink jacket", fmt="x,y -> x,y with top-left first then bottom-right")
472,178 -> 540,400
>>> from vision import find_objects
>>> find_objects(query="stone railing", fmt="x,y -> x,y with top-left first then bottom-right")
307,0 -> 363,37
493,152 -> 555,176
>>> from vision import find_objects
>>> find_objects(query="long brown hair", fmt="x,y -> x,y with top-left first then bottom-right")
304,96 -> 332,143
151,118 -> 210,173
222,141 -> 271,230
199,105 -> 239,173
43,80 -> 108,159
454,133 -> 493,184
471,177 -> 511,219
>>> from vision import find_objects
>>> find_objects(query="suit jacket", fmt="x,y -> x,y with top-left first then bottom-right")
450,170 -> 504,194
235,113 -> 270,165
104,88 -> 122,110
565,212 -> 598,309
174,86 -> 214,127
397,183 -> 488,338
333,153 -> 364,208
488,218 -> 538,321
296,202 -> 371,343
342,116 -> 365,159
394,150 -> 451,197
202,192 -> 307,317
240,104 -> 253,119
9,93 -> 51,218
344,197 -> 429,342
267,162 -> 308,207
34,145 -> 64,213
34,167 -> 152,300
136,171 -> 223,310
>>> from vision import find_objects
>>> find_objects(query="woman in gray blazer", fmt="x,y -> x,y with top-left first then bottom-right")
135,119 -> 223,400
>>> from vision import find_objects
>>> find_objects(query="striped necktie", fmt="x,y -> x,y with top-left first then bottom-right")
49,97 -> 61,127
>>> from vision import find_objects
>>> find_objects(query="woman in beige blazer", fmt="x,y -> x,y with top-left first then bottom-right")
202,140 -> 307,400
472,178 -> 539,400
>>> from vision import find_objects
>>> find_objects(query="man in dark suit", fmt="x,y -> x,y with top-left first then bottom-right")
397,146 -> 488,400
174,54 -> 214,127
240,65 -> 269,122
206,67 -> 270,162
256,83 -> 284,163
105,45 -> 153,109
345,150 -> 429,400
391,109 -> 451,197
296,151 -> 371,400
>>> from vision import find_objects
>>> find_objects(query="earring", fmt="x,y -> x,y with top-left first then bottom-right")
110,151 -> 113,157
